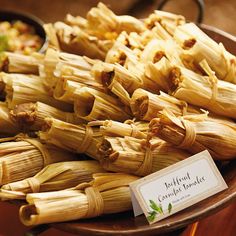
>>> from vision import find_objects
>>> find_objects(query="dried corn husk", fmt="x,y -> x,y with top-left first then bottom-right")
1,160 -> 105,198
0,102 -> 20,135
88,119 -> 148,139
149,110 -> 236,160
1,52 -> 44,74
73,87 -> 131,122
54,21 -> 112,60
130,89 -> 200,121
1,72 -> 72,111
97,136 -> 189,176
87,3 -> 146,39
39,118 -> 101,160
145,11 -> 185,36
10,102 -> 82,131
174,23 -> 236,83
19,173 -> 139,226
40,48 -> 92,91
166,63 -> 236,119
0,137 -> 76,185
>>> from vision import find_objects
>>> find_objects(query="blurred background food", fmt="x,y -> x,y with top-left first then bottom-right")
0,0 -> 235,35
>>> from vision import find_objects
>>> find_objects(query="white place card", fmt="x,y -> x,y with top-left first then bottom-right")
129,150 -> 228,224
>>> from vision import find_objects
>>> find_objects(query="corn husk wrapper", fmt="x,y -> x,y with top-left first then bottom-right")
39,118 -> 102,160
88,119 -> 148,139
65,14 -> 88,28
40,48 -> 92,91
10,102 -> 82,131
167,62 -> 236,119
1,52 -> 44,74
1,72 -> 72,111
73,87 -> 131,122
0,102 -> 20,135
145,11 -> 185,36
174,23 -> 236,83
1,160 -> 105,200
54,22 -> 112,60
149,110 -> 236,160
19,173 -> 139,226
140,39 -> 184,66
97,136 -> 189,176
130,89 -> 200,121
87,3 -> 146,39
0,137 -> 76,185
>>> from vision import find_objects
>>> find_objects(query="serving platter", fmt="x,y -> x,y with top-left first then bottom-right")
52,25 -> 236,236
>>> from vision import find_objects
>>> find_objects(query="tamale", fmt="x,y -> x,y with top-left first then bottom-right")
0,102 -> 20,135
73,87 -> 131,122
165,64 -> 236,119
38,118 -> 101,160
130,89 -> 200,121
1,160 -> 105,197
0,137 -> 76,185
10,102 -> 82,131
149,110 -> 236,160
19,173 -> 139,225
97,136 -> 189,176
174,23 -> 236,83
88,119 -> 148,139
0,52 -> 44,74
1,72 -> 72,111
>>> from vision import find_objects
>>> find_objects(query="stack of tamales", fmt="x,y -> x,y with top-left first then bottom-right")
0,2 -> 235,227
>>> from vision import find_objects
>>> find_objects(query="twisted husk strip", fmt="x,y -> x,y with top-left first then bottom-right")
97,136 -> 189,176
149,110 -> 236,160
1,160 -> 105,199
10,102 -> 82,131
0,137 -> 76,185
19,173 -> 138,226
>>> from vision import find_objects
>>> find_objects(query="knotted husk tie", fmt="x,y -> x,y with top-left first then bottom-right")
177,118 -> 196,149
135,141 -> 153,176
24,139 -> 51,166
77,126 -> 93,153
84,187 -> 104,218
27,177 -> 41,193
124,119 -> 139,138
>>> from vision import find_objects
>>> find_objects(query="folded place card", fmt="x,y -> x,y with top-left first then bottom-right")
129,150 -> 228,224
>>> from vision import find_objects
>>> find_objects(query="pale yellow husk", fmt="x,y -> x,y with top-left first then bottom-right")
1,160 -> 105,199
0,137 -> 76,185
19,173 -> 139,226
0,102 -> 20,135
149,110 -> 236,160
73,87 -> 131,122
10,102 -> 82,131
38,118 -> 102,160
174,23 -> 236,83
0,72 -> 72,111
97,136 -> 189,176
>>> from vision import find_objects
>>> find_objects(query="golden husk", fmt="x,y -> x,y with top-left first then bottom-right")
149,110 -> 236,160
39,118 -> 101,160
10,101 -> 82,131
0,137 -> 76,185
1,160 -> 105,198
19,173 -> 139,226
97,136 -> 189,176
